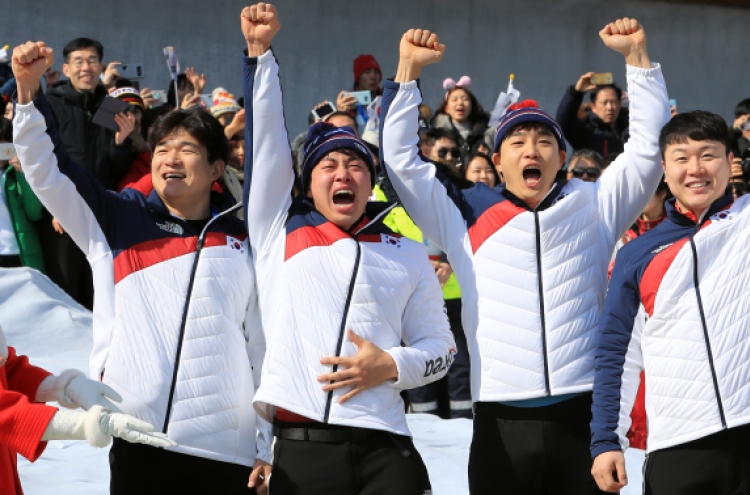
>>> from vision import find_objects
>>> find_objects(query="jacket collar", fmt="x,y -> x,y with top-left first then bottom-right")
665,194 -> 734,228
146,188 -> 239,220
499,178 -> 566,212
48,80 -> 107,112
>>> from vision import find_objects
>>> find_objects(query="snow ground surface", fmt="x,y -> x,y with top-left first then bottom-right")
2,268 -> 645,494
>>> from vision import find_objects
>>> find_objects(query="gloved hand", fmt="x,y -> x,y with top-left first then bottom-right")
42,405 -> 177,449
36,369 -> 123,412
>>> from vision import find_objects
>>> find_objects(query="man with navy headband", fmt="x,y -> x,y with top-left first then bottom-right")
380,18 -> 670,494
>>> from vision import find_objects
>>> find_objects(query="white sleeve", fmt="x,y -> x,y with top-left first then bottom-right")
243,49 -> 294,254
597,63 -> 671,241
386,254 -> 456,390
380,80 -> 470,256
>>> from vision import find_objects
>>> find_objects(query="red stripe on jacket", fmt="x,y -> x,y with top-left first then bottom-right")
468,200 -> 526,254
639,239 -> 689,317
114,232 -> 242,284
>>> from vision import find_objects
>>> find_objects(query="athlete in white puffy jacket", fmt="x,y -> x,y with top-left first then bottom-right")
591,112 -> 750,494
11,41 -> 271,495
381,20 -> 670,495
240,5 -> 455,495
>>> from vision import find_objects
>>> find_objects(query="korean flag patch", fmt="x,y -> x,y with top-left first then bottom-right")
227,236 -> 246,254
382,234 -> 402,248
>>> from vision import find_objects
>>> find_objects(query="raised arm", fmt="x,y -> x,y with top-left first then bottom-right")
590,252 -> 645,493
595,19 -> 671,241
380,30 -> 470,255
241,4 -> 294,252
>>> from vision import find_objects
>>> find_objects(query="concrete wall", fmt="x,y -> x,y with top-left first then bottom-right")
4,0 -> 750,136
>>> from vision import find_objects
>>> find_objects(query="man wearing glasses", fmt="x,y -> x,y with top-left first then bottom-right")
566,149 -> 603,182
40,38 -> 135,311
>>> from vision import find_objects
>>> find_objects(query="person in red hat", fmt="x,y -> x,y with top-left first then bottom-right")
336,54 -> 383,121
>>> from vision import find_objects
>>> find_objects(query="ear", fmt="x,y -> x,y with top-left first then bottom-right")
62,64 -> 71,78
557,150 -> 567,170
661,159 -> 667,174
211,159 -> 225,182
728,151 -> 735,164
306,187 -> 313,199
492,151 -> 501,175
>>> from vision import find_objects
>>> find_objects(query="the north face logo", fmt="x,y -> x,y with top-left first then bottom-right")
156,221 -> 183,235
652,243 -> 674,254
382,234 -> 402,248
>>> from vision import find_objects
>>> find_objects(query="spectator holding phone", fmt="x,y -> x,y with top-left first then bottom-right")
730,98 -> 750,162
0,118 -> 45,272
556,71 -> 629,155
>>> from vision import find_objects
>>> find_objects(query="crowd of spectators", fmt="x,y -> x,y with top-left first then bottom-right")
1,33 -> 750,421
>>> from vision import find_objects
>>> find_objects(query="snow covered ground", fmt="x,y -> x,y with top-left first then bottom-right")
2,268 -> 645,494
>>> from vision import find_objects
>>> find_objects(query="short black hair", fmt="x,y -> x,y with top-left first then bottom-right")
63,38 -> 103,63
140,105 -> 172,140
734,98 -> 750,119
568,148 -> 603,170
0,117 -> 12,142
166,74 -> 193,108
148,108 -> 228,164
460,152 -> 501,186
425,127 -> 460,144
658,110 -> 730,158
590,84 -> 622,104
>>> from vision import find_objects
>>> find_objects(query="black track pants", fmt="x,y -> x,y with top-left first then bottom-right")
644,424 -> 750,495
109,438 -> 256,495
270,426 -> 431,495
469,393 -> 605,495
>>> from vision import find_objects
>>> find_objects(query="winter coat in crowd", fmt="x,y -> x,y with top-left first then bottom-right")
46,80 -> 133,190
729,127 -> 750,159
14,91 -> 271,467
431,113 -> 491,155
0,167 -> 45,273
556,86 -> 629,155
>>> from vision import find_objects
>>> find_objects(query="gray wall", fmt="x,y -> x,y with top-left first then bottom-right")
5,0 -> 750,136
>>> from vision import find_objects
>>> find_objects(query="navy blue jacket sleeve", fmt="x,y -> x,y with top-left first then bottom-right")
556,85 -> 591,151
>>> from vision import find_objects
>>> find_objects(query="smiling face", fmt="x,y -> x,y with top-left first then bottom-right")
465,156 -> 497,188
62,47 -> 103,94
445,88 -> 472,123
493,124 -> 566,209
307,149 -> 372,231
662,138 -> 732,218
151,128 -> 223,216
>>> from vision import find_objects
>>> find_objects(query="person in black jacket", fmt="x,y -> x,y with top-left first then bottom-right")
39,37 -> 135,309
556,71 -> 629,156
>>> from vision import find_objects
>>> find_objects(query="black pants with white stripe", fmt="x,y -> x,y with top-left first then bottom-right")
469,393 -> 605,495
270,424 -> 431,495
644,424 -> 750,495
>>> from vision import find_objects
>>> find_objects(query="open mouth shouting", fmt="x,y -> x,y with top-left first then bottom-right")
522,164 -> 542,188
332,188 -> 356,212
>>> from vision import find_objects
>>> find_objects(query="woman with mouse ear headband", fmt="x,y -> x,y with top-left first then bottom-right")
0,323 -> 175,495
432,74 -> 491,157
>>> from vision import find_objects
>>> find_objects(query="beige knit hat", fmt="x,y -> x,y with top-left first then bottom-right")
210,87 -> 241,118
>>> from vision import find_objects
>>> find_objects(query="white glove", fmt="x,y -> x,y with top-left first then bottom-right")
42,405 -> 177,449
36,370 -> 122,412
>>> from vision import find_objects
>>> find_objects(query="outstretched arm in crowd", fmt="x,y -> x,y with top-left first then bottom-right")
12,42 -> 129,379
241,3 -> 294,255
380,31 -> 472,257
594,19 -> 671,242
555,72 -> 597,151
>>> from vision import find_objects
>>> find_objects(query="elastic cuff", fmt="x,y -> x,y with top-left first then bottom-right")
385,348 -> 404,389
625,62 -> 661,77
385,79 -> 418,91
590,443 -> 623,459
243,47 -> 273,64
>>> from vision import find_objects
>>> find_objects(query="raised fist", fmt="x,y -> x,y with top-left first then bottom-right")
400,29 -> 445,68
12,41 -> 54,87
241,3 -> 281,56
599,18 -> 646,57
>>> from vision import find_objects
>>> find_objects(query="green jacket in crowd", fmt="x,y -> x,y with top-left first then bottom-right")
372,184 -> 460,300
1,167 -> 46,273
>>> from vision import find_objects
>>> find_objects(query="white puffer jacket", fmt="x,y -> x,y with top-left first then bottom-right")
381,64 -> 670,403
243,50 -> 455,436
592,194 -> 750,454
14,94 -> 271,466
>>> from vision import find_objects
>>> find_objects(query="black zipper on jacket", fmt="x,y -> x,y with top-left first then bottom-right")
689,238 -> 727,429
323,241 -> 362,423
162,203 -> 242,434
533,212 -> 551,396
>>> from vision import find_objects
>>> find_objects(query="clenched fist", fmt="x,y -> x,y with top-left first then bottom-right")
395,29 -> 445,83
599,18 -> 650,68
241,3 -> 281,57
12,41 -> 54,104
